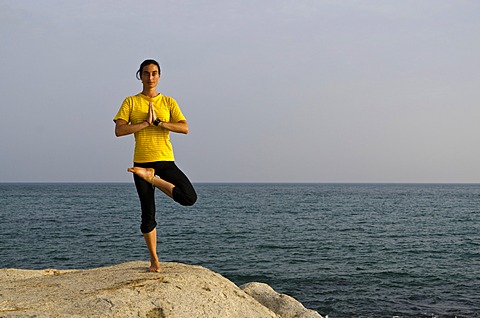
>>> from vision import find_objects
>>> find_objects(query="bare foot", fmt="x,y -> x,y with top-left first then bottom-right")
128,167 -> 155,184
148,259 -> 161,272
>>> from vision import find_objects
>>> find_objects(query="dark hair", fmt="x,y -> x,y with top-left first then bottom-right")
136,59 -> 161,80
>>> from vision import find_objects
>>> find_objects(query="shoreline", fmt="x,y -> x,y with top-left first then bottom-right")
0,261 -> 323,318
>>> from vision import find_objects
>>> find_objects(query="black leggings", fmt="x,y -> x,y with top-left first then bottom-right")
133,161 -> 197,233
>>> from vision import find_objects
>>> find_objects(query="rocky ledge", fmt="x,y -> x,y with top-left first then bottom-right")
0,261 -> 322,318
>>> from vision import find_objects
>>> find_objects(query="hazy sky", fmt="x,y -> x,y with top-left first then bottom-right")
1,0 -> 479,183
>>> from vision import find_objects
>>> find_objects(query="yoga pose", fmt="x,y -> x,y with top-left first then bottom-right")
113,59 -> 197,272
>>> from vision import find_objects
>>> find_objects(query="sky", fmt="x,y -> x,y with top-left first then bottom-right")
0,0 -> 479,183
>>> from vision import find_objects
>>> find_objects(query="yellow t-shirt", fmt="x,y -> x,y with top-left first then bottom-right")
113,93 -> 186,163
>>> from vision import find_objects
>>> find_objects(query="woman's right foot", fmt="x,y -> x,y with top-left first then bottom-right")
148,258 -> 161,272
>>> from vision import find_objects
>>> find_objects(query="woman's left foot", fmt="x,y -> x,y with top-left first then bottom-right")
128,167 -> 155,184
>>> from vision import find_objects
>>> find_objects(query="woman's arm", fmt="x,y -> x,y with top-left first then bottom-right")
115,119 -> 150,137
115,102 -> 154,137
160,120 -> 189,134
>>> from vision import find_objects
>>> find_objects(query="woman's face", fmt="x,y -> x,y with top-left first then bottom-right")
141,64 -> 160,88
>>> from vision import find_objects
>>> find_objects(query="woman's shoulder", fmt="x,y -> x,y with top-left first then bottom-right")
131,93 -> 145,100
122,94 -> 145,104
160,94 -> 174,101
123,93 -> 140,100
160,94 -> 179,107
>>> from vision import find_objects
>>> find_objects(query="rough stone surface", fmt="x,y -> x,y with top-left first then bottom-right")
0,261 -> 322,318
240,282 -> 323,318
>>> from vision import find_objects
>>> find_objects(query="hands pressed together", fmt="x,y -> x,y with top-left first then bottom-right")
146,102 -> 157,126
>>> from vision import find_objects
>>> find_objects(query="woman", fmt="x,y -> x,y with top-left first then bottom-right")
113,59 -> 197,272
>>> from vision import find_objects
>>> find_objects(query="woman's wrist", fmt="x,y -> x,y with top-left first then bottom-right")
153,118 -> 162,126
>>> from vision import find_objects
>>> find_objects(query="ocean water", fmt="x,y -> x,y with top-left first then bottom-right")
0,183 -> 479,318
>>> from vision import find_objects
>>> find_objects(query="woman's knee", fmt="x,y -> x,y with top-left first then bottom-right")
140,220 -> 157,234
173,187 -> 197,206
183,193 -> 197,206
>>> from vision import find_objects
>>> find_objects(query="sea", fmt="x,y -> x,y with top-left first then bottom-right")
0,183 -> 479,318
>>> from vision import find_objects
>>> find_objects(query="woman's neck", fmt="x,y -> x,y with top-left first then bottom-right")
141,88 -> 158,98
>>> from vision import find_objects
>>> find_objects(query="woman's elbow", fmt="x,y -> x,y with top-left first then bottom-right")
115,127 -> 126,137
180,122 -> 189,134
114,120 -> 129,137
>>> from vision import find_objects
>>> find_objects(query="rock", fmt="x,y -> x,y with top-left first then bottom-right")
240,282 -> 322,318
0,261 -> 323,318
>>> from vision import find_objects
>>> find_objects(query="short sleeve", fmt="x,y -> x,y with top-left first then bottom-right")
168,97 -> 186,123
113,97 -> 132,123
